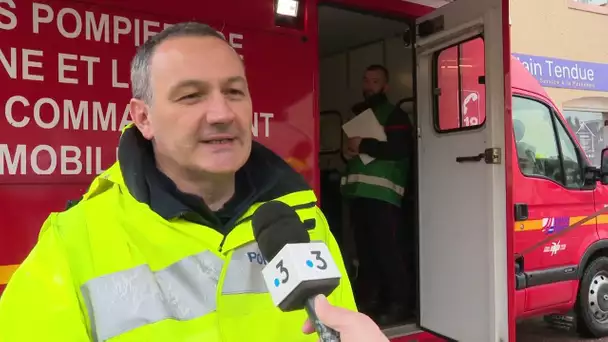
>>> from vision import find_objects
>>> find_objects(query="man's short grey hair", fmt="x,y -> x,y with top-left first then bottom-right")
130,22 -> 227,104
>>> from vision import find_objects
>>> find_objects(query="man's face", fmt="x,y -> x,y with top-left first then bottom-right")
362,69 -> 388,99
131,36 -> 252,176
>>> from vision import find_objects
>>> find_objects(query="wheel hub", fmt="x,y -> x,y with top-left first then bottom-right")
589,273 -> 608,322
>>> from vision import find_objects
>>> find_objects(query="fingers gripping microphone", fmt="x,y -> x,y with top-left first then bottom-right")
252,201 -> 342,342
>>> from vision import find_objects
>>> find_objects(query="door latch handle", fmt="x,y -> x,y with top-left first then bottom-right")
456,147 -> 501,164
456,153 -> 484,163
514,203 -> 529,221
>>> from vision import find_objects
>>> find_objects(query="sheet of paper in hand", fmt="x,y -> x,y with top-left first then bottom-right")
342,108 -> 387,165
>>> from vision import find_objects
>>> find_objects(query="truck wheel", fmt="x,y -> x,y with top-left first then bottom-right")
577,256 -> 608,338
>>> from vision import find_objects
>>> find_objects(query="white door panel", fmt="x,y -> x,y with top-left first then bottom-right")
415,0 -> 509,341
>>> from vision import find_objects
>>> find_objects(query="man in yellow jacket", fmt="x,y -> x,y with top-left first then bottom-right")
0,22 -> 356,342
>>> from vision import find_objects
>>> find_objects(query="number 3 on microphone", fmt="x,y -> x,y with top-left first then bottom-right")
275,251 -> 328,285
276,260 -> 290,284
310,250 -> 327,270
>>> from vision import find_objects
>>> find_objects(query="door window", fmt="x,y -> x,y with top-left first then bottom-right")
512,96 -> 584,188
433,36 -> 486,132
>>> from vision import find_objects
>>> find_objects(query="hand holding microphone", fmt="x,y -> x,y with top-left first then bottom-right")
252,201 -> 343,342
302,295 -> 389,342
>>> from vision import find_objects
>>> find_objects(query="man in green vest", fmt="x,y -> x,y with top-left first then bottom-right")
341,64 -> 413,326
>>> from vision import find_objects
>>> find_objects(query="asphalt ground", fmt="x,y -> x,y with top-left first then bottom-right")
517,317 -> 608,342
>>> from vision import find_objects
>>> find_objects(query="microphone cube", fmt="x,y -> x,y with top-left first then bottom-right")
261,242 -> 342,312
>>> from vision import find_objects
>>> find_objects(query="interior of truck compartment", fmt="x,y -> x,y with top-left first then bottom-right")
317,4 -> 419,335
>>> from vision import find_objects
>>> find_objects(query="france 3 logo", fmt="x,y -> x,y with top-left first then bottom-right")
541,217 -> 569,235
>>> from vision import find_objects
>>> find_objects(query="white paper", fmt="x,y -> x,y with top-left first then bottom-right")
342,108 -> 386,164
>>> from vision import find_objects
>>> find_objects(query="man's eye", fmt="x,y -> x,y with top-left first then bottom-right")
178,93 -> 201,101
225,88 -> 245,96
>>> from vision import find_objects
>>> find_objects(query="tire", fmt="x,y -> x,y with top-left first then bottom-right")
577,256 -> 608,338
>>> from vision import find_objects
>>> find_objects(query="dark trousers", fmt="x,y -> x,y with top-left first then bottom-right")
350,197 -> 411,305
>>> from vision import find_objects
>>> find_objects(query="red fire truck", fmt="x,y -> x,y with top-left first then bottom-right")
4,0 -> 608,341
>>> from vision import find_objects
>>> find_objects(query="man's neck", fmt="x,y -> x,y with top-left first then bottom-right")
155,158 -> 236,211
364,92 -> 388,107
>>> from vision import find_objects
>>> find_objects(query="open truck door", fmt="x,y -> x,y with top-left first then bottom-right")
415,0 -> 511,341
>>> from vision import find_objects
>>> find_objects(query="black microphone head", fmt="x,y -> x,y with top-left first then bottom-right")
252,201 -> 311,261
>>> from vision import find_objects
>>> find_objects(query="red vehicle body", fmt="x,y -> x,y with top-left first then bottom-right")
2,0 -> 608,341
441,38 -> 608,327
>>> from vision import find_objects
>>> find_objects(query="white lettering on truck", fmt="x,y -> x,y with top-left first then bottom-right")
0,0 -> 272,177
252,112 -> 274,138
0,144 -> 111,176
0,0 -> 17,31
5,96 -> 131,131
30,2 -> 245,51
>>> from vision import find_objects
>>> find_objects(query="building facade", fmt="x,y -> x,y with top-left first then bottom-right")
510,0 -> 608,166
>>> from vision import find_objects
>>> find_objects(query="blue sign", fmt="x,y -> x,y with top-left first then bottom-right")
512,53 -> 608,92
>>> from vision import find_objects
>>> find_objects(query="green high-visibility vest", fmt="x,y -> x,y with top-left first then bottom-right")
341,100 -> 408,208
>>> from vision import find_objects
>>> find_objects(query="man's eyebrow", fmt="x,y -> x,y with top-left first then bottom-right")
168,76 -> 246,97
169,79 -> 207,94
225,76 -> 246,85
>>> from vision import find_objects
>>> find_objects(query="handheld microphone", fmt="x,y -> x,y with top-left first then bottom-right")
252,201 -> 342,342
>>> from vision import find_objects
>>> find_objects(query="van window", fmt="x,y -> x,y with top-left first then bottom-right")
564,109 -> 604,167
512,96 -> 584,188
433,37 -> 486,132
555,120 -> 584,187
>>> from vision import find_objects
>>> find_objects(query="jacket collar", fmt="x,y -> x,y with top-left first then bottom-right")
351,92 -> 390,115
86,124 -> 313,229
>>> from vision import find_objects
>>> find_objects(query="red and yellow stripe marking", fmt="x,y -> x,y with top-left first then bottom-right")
0,215 -> 605,285
0,264 -> 19,285
513,215 -> 608,232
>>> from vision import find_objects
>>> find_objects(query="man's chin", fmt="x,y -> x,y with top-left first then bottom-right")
197,156 -> 247,175
197,164 -> 238,176
193,144 -> 250,175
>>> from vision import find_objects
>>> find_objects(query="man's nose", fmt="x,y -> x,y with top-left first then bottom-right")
206,92 -> 236,124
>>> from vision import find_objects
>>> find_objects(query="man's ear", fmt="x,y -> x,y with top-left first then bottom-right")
129,98 -> 153,140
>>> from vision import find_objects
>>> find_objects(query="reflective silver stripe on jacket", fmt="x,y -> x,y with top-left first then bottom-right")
222,242 -> 269,294
341,173 -> 405,196
82,250 -> 223,342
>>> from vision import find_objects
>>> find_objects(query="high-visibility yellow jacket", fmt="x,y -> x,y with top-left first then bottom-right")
0,125 -> 357,342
